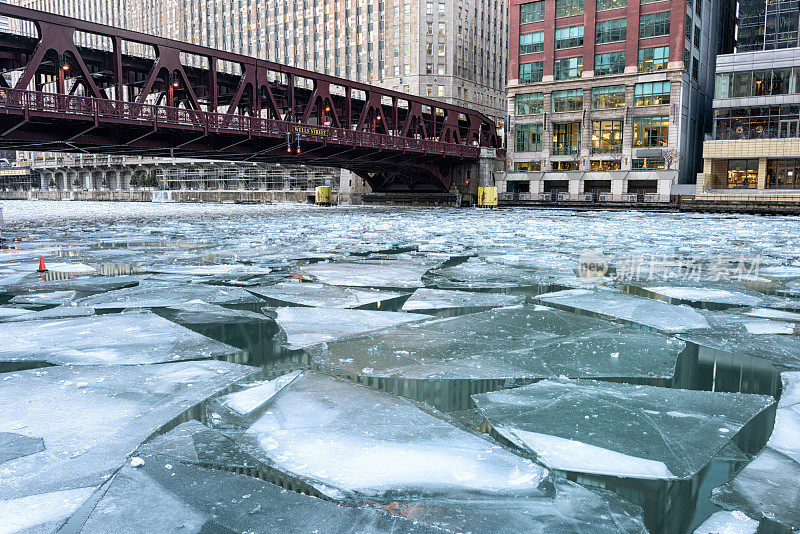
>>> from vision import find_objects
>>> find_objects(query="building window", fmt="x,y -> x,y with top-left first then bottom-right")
634,81 -> 671,106
767,159 -> 800,189
638,46 -> 669,72
632,157 -> 666,169
515,161 -> 542,171
726,159 -> 759,188
520,31 -> 545,54
715,68 -> 800,99
516,93 -> 545,115
592,85 -> 626,109
597,0 -> 627,10
639,12 -> 670,39
555,25 -> 584,49
553,122 -> 581,155
591,120 -> 623,153
591,159 -> 622,170
594,51 -> 626,76
556,0 -> 584,18
713,105 -> 799,140
552,89 -> 584,112
520,1 -> 545,23
553,161 -> 579,170
519,61 -> 544,83
595,18 -> 627,44
554,56 -> 583,80
515,123 -> 544,152
633,116 -> 669,147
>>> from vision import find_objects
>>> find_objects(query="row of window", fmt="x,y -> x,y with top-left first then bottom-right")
714,105 -> 800,140
715,68 -> 800,99
519,13 -> 669,54
520,0 -> 670,22
515,117 -> 669,153
513,158 -> 666,172
517,82 -> 671,114
725,159 -> 800,190
518,46 -> 669,83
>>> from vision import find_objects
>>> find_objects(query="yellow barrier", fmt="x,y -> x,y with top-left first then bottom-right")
477,186 -> 498,207
315,186 -> 332,205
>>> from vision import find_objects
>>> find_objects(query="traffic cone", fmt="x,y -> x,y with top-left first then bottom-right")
37,256 -> 47,272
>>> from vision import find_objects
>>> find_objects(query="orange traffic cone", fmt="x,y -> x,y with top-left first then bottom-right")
37,256 -> 48,272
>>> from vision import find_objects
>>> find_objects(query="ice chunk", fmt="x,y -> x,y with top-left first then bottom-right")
0,432 -> 45,463
743,319 -> 795,335
0,306 -> 33,320
300,261 -> 431,288
401,288 -> 524,312
311,305 -> 685,387
248,281 -> 405,308
0,305 -> 94,323
472,379 -> 775,480
759,265 -> 800,279
0,311 -> 244,365
40,262 -> 97,274
745,308 -> 800,322
79,431 -> 441,534
693,511 -> 758,534
77,279 -> 262,310
239,372 -> 549,499
536,289 -> 711,333
5,274 -> 141,297
9,290 -> 76,306
0,361 -> 255,501
142,264 -> 270,277
711,371 -> 800,529
0,486 -> 97,534
426,257 -> 545,289
220,371 -> 302,416
642,286 -> 761,307
273,306 -> 429,349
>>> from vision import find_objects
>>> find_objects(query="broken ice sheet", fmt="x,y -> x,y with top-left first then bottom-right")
78,435 -> 442,534
311,305 -> 684,384
4,274 -> 142,298
472,379 -> 775,480
1,486 -> 97,534
536,288 -> 711,333
693,511 -> 758,534
141,263 -> 271,277
0,361 -> 255,501
238,372 -> 548,499
0,305 -> 95,323
401,287 -> 524,313
426,257 -> 546,289
9,290 -> 76,306
77,279 -> 262,310
232,372 -> 647,533
247,281 -> 406,308
639,286 -> 762,308
0,311 -> 244,365
711,372 -> 800,529
271,306 -> 429,349
300,260 -> 432,288
214,370 -> 302,420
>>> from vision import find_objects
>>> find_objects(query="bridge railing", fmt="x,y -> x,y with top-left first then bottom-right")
0,87 -> 479,159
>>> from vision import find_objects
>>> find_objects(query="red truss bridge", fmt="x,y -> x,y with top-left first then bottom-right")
0,5 -> 501,192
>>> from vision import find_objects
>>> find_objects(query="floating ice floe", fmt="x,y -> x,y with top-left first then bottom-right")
77,280 -> 262,310
141,264 -> 270,277
693,511 -> 758,534
217,371 -> 302,418
742,319 -> 796,335
9,290 -> 77,306
311,305 -> 685,387
300,261 -> 432,288
0,486 -> 98,534
0,361 -> 255,502
472,379 -> 775,480
0,311 -> 244,365
227,372 -> 647,532
4,274 -> 141,297
641,286 -> 761,308
0,305 -> 95,323
247,281 -> 406,308
536,288 -> 711,333
401,287 -> 524,312
426,257 -> 545,289
272,306 -> 429,349
745,307 -> 800,322
711,371 -> 800,529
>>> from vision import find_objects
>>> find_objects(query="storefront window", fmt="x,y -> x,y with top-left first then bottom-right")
727,159 -> 759,188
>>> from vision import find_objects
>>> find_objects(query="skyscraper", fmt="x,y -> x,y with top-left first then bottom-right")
500,0 -> 734,202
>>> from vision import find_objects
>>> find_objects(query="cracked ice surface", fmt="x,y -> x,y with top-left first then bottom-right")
0,311 -> 244,365
693,511 -> 758,534
77,279 -> 262,310
300,260 -> 434,288
272,306 -> 430,349
472,379 -> 775,480
401,288 -> 524,312
239,372 -> 549,499
0,361 -> 255,501
536,288 -> 711,333
312,305 -> 684,381
247,281 -> 406,308
0,486 -> 97,534
711,372 -> 800,529
641,286 -> 762,307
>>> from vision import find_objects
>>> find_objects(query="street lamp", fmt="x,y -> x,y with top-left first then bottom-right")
58,56 -> 70,95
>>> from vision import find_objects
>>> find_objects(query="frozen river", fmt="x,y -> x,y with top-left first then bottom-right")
1,200 -> 799,533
